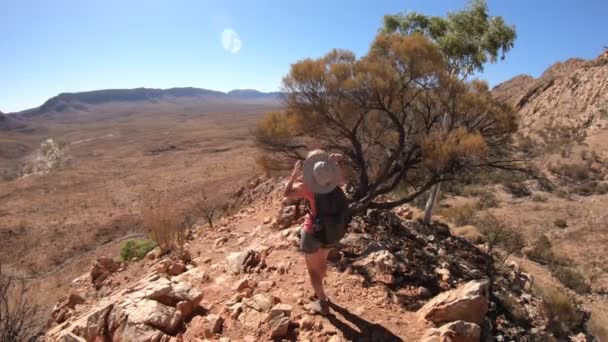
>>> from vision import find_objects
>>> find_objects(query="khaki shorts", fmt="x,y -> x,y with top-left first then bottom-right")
300,228 -> 337,254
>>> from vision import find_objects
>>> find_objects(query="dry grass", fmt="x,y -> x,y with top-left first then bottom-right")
0,266 -> 41,341
143,205 -> 187,254
438,203 -> 477,226
535,284 -> 585,333
452,225 -> 485,244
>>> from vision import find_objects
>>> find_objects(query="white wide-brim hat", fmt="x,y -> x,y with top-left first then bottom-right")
303,152 -> 341,194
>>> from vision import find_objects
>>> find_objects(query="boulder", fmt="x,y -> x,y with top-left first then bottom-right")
418,279 -> 490,325
167,261 -> 186,276
90,257 -> 121,285
352,249 -> 400,285
268,315 -> 290,338
207,314 -> 224,334
238,308 -> 264,329
232,278 -> 250,292
421,320 -> 481,342
225,249 -> 261,274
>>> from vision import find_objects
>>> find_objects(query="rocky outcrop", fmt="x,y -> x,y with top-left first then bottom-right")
492,55 -> 608,136
46,272 -> 203,341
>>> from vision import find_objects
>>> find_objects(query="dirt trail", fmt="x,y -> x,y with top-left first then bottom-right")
183,205 -> 427,341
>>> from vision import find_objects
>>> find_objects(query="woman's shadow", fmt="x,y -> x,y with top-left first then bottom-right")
326,302 -> 403,342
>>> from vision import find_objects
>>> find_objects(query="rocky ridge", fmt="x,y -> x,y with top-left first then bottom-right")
492,52 -> 608,137
44,177 -> 594,341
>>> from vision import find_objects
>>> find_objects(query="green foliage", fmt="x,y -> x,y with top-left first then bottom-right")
256,31 -> 519,211
119,239 -> 156,261
382,0 -> 516,76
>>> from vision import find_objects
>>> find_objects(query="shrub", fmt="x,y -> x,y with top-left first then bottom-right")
475,213 -> 525,263
503,181 -> 531,198
438,203 -> 477,226
525,235 -> 554,264
549,163 -> 591,182
119,239 -> 156,261
531,194 -> 548,202
144,205 -> 187,253
597,182 -> 608,195
553,219 -> 568,228
1,266 -> 41,341
572,181 -> 596,196
477,192 -> 499,209
549,265 -> 590,294
452,225 -> 485,244
555,188 -> 571,200
536,285 -> 585,333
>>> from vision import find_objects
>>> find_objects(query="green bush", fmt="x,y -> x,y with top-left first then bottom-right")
120,239 -> 157,261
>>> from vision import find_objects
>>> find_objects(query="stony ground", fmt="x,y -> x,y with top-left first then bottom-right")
44,178 -> 593,341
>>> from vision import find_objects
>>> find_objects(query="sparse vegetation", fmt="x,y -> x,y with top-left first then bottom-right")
192,193 -> 220,228
549,163 -> 590,182
119,238 -> 157,261
475,213 -> 525,263
144,205 -> 188,254
535,285 -> 586,334
477,192 -> 499,208
452,225 -> 485,244
553,219 -> 568,228
0,266 -> 41,341
503,181 -> 532,198
438,203 -> 477,226
550,265 -> 590,294
525,234 -> 555,264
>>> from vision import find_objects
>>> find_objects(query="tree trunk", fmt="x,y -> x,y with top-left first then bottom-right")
423,182 -> 441,225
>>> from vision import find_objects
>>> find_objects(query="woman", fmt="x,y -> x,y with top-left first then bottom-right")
283,150 -> 345,315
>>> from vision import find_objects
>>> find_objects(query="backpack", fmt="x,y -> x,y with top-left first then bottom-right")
312,187 -> 350,245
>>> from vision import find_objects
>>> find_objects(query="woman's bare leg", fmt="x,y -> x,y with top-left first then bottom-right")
319,248 -> 330,279
305,250 -> 327,300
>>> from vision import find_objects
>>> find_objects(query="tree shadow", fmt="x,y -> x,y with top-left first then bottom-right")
327,302 -> 403,342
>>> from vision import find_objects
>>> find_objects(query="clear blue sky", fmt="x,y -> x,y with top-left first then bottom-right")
1,0 -> 607,112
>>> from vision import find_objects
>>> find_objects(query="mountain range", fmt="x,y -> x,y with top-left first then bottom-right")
6,87 -> 282,118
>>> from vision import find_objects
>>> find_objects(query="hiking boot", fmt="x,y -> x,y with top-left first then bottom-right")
310,298 -> 330,316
